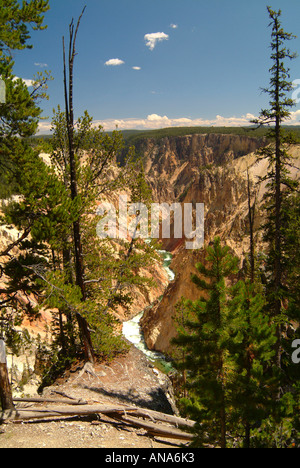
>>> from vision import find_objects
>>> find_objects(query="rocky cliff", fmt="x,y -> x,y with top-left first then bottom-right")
139,134 -> 300,355
1,132 -> 299,380
134,133 -> 266,203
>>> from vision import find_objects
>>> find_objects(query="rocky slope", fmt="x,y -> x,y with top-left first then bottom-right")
0,346 -> 181,449
1,132 -> 299,403
140,135 -> 300,355
0,209 -> 169,397
135,133 -> 266,203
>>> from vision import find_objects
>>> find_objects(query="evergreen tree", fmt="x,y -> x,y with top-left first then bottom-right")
248,7 -> 300,446
252,6 -> 299,374
1,3 -> 161,373
172,238 -> 280,448
227,280 -> 277,447
44,8 -> 161,363
0,0 -> 49,54
172,297 -> 196,399
0,0 -> 50,168
49,104 -> 159,361
172,238 -> 239,448
0,0 -> 51,336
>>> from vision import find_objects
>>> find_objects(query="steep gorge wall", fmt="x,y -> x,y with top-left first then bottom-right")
134,133 -> 266,203
139,134 -> 300,355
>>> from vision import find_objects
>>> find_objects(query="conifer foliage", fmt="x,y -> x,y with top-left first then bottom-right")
172,7 -> 299,447
252,7 -> 299,372
0,4 -> 159,378
172,238 -> 277,448
172,238 -> 240,448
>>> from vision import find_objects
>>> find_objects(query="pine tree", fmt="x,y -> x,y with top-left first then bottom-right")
171,237 -> 280,448
248,7 -> 300,446
49,102 -> 159,359
227,280 -> 277,447
0,0 -> 50,154
0,0 -> 49,54
0,0 -> 52,335
44,8 -> 161,363
252,6 -> 299,374
172,297 -> 196,399
172,237 -> 239,448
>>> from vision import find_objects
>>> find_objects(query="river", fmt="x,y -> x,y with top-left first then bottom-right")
122,250 -> 175,372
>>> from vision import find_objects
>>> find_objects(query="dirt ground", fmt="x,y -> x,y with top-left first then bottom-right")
0,416 -> 185,449
0,345 -> 188,449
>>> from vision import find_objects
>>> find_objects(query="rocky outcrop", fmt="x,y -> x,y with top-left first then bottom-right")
2,133 -> 299,369
135,133 -> 266,203
140,159 -> 252,354
140,136 -> 300,355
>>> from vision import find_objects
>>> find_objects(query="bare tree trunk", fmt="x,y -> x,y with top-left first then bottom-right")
247,168 -> 256,284
63,9 -> 87,301
0,340 -> 15,411
62,7 -> 94,364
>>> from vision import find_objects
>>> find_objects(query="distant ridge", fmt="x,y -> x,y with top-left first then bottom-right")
34,125 -> 300,143
122,125 -> 300,144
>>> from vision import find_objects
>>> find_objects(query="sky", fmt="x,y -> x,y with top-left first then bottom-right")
12,0 -> 300,134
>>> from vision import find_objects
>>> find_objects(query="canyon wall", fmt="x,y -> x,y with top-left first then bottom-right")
139,134 -> 300,355
134,133 -> 266,203
1,132 -> 299,363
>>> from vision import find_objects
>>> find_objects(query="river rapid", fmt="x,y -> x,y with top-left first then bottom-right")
122,250 -> 175,372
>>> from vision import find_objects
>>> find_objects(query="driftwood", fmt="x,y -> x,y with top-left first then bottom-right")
0,401 -> 195,441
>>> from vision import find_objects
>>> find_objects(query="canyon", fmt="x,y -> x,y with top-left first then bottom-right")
1,131 -> 300,393
136,132 -> 300,355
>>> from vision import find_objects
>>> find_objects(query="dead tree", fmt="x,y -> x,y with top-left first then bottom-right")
62,6 -> 95,364
0,339 -> 15,412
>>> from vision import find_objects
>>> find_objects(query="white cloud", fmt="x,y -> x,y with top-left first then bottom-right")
144,32 -> 169,51
105,58 -> 125,66
13,77 -> 34,87
38,121 -> 52,134
38,110 -> 300,135
287,109 -> 300,124
34,62 -> 48,68
147,114 -> 166,121
23,78 -> 34,87
92,113 -> 258,131
132,66 -> 141,70
170,24 -> 178,29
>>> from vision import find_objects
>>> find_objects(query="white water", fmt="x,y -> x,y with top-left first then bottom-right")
122,250 -> 175,366
157,250 -> 176,282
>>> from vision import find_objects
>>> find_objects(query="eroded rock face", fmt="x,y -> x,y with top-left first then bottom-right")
135,133 -> 266,203
139,136 -> 300,355
140,248 -> 207,353
2,134 -> 299,365
140,160 -> 252,354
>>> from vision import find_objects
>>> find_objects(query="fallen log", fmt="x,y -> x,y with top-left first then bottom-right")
13,397 -> 88,406
0,402 -> 195,441
0,404 -> 137,422
126,407 -> 195,429
51,390 -> 84,401
1,403 -> 194,428
108,413 -> 193,441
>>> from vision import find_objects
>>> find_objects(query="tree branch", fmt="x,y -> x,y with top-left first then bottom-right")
0,226 -> 31,258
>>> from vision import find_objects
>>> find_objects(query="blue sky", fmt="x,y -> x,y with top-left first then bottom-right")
12,0 -> 300,133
